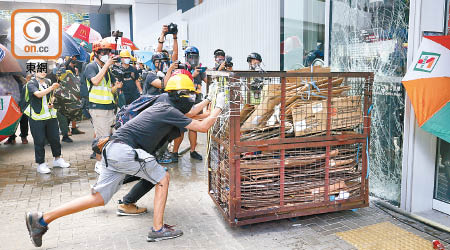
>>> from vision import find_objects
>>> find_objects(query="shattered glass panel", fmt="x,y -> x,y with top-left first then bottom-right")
330,0 -> 409,205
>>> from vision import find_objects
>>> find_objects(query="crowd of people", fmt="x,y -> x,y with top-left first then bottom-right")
15,24 -> 265,246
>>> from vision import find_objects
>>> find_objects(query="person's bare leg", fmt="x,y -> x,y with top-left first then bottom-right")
188,130 -> 197,152
43,192 -> 104,224
153,172 -> 170,230
172,133 -> 184,153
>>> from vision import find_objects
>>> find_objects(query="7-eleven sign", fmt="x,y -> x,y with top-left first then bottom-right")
414,51 -> 441,73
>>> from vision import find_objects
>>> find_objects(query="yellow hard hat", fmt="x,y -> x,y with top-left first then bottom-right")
165,74 -> 195,92
131,56 -> 137,62
120,50 -> 131,58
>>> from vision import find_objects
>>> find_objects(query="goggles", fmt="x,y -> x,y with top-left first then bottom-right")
177,90 -> 197,102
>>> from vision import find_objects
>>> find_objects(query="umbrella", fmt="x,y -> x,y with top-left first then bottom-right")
402,35 -> 450,142
0,96 -> 22,142
64,23 -> 102,44
0,75 -> 21,102
62,32 -> 89,62
134,50 -> 155,69
104,36 -> 139,51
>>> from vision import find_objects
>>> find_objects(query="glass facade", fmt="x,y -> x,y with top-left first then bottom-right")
435,139 -> 450,204
281,0 -> 326,70
330,0 -> 409,205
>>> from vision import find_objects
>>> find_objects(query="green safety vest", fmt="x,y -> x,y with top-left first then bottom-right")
87,69 -> 114,105
24,82 -> 57,121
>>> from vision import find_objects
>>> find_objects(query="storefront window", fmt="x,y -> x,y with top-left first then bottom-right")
330,0 -> 409,205
281,0 -> 325,70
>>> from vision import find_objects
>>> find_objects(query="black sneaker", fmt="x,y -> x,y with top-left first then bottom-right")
170,152 -> 179,163
190,151 -> 203,161
25,212 -> 48,247
71,127 -> 85,135
61,136 -> 73,143
90,151 -> 96,159
147,224 -> 183,242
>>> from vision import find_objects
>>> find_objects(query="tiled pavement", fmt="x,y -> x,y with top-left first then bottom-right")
0,120 -> 449,250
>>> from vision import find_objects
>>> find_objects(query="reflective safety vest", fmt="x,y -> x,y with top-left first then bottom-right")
24,83 -> 57,121
87,69 -> 114,105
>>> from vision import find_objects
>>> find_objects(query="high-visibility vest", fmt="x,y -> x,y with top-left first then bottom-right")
24,82 -> 57,121
87,68 -> 114,105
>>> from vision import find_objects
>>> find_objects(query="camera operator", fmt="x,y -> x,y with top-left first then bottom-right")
119,50 -> 142,105
157,24 -> 178,62
84,39 -> 123,169
213,49 -> 233,71
247,52 -> 264,105
142,52 -> 170,96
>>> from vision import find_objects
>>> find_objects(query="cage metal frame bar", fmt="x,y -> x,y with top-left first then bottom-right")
207,71 -> 374,226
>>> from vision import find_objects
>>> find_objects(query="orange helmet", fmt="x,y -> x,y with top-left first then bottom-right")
92,39 -> 113,52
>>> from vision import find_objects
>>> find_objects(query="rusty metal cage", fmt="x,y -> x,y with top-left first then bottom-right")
206,70 -> 373,226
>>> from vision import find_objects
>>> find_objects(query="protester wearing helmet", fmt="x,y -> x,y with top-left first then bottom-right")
23,59 -> 71,174
247,52 -> 265,104
142,52 -> 170,95
25,73 -> 226,245
84,39 -> 123,168
247,52 -> 263,71
119,50 -> 142,105
170,46 -> 207,162
115,68 -> 214,216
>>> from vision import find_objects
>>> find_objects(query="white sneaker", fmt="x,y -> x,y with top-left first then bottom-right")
53,158 -> 70,168
37,163 -> 51,174
94,161 -> 103,174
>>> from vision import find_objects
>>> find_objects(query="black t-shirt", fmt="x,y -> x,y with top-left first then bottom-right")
112,98 -> 192,154
143,71 -> 161,95
84,61 -> 116,109
121,65 -> 138,94
26,78 -> 52,115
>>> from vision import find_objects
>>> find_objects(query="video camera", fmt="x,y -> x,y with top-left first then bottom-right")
111,64 -> 125,82
111,30 -> 123,62
175,60 -> 187,70
166,23 -> 178,35
225,55 -> 233,68
111,30 -> 123,39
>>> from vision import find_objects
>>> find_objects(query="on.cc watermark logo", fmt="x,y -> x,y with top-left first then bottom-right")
11,9 -> 62,59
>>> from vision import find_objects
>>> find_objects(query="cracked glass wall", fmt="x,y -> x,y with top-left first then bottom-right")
330,0 -> 409,205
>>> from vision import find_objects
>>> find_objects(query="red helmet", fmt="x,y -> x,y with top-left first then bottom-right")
171,69 -> 193,81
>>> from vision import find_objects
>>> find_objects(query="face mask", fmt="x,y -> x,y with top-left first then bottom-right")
123,58 -> 131,64
169,93 -> 196,114
249,63 -> 262,71
162,62 -> 169,73
156,71 -> 165,79
99,54 -> 109,63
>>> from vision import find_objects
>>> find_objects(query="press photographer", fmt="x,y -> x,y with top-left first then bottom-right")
142,52 -> 170,95
84,39 -> 123,169
213,49 -> 233,71
117,50 -> 142,105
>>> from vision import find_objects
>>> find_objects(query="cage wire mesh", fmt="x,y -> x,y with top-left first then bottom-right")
207,70 -> 372,222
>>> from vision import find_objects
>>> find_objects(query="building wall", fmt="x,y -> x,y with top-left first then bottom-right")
401,0 -> 448,213
132,0 -> 177,49
182,0 -> 281,70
